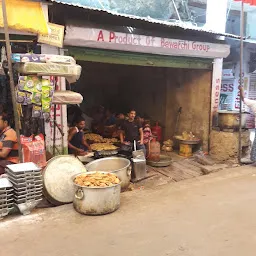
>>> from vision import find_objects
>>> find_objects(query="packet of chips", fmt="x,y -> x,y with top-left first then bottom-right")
35,80 -> 42,93
42,97 -> 51,113
32,105 -> 42,118
42,85 -> 50,99
31,92 -> 42,105
16,91 -> 26,104
23,76 -> 36,93
42,79 -> 51,87
16,91 -> 32,105
26,92 -> 32,105
43,112 -> 50,120
18,76 -> 27,91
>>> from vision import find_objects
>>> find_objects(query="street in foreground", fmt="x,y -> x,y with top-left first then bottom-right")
1,165 -> 256,256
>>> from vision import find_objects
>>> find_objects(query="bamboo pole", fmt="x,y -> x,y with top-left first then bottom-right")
238,1 -> 244,164
2,0 -> 23,162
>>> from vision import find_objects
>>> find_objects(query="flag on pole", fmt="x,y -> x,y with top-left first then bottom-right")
234,0 -> 256,5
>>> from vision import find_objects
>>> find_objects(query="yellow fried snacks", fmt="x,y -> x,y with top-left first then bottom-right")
74,172 -> 120,187
102,138 -> 119,143
91,143 -> 117,151
84,133 -> 103,143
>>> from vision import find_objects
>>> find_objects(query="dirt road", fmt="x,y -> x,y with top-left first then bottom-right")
1,165 -> 256,256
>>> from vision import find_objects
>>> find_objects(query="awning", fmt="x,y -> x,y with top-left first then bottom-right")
0,0 -> 48,35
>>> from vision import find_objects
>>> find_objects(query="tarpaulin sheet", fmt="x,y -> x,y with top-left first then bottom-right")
0,0 -> 48,35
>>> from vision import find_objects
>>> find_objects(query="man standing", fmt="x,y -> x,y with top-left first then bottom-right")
239,86 -> 256,161
120,109 -> 146,156
0,114 -> 18,175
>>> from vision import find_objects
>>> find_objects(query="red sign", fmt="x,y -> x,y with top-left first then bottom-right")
234,0 -> 256,6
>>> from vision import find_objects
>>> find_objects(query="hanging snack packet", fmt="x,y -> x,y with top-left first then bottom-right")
31,92 -> 42,105
25,92 -> 32,105
32,105 -> 42,118
43,79 -> 54,97
16,91 -> 26,104
35,80 -> 42,93
18,76 -> 27,91
23,76 -> 39,93
42,85 -> 51,99
42,79 -> 51,87
42,97 -> 51,113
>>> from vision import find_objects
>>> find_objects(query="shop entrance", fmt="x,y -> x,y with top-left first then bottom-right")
70,59 -> 212,151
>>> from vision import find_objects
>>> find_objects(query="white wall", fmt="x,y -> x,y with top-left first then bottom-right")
206,0 -> 229,127
206,0 -> 228,33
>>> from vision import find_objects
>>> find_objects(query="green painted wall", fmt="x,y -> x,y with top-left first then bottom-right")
68,47 -> 212,70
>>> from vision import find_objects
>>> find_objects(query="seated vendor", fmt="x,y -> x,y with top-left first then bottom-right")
104,109 -> 116,126
68,117 -> 91,156
0,114 -> 18,175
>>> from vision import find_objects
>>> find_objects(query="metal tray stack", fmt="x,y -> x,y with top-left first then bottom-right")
0,178 -> 14,218
6,162 -> 43,215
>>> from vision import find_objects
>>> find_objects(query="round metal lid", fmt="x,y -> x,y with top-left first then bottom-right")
43,155 -> 86,205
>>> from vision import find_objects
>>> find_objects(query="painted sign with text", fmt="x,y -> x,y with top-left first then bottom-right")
65,26 -> 230,59
220,80 -> 235,110
38,23 -> 64,48
211,58 -> 223,127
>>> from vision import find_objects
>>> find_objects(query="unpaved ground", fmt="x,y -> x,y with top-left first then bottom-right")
2,165 -> 256,256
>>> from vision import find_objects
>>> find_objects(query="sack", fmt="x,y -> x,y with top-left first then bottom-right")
21,134 -> 46,168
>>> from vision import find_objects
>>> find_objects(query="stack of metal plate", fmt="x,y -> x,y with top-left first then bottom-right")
6,162 -> 43,215
0,178 -> 14,218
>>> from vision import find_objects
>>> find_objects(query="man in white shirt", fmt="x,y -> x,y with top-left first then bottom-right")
239,86 -> 256,161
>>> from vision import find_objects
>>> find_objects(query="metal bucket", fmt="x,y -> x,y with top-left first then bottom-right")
218,111 -> 248,129
73,172 -> 121,216
85,157 -> 131,191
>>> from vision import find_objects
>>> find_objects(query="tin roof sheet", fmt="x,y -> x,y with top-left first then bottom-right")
50,0 -> 240,39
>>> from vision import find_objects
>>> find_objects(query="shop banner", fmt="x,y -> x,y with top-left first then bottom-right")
64,26 -> 230,59
38,23 -> 64,48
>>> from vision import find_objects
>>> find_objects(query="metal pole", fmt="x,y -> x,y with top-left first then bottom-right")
238,1 -> 244,164
2,0 -> 23,162
171,0 -> 181,21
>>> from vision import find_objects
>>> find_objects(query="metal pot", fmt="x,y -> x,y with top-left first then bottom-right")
218,111 -> 249,129
85,157 -> 131,191
73,172 -> 121,215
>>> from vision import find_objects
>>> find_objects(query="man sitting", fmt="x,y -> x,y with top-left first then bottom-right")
68,117 -> 91,156
0,114 -> 18,175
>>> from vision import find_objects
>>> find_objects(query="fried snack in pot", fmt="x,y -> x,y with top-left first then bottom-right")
74,172 -> 120,187
91,143 -> 117,151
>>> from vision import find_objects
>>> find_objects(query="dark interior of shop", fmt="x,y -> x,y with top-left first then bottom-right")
71,61 -> 212,149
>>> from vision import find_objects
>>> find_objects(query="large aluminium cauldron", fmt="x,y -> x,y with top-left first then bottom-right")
85,157 -> 131,191
73,172 -> 121,215
218,111 -> 249,129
